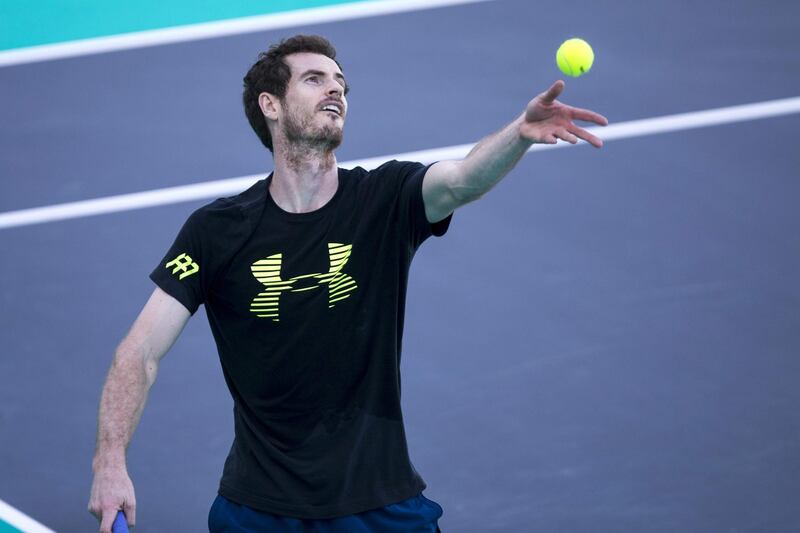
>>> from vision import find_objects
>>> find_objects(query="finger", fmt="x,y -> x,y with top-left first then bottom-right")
539,80 -> 565,104
124,501 -> 136,527
568,124 -> 603,148
99,508 -> 116,533
555,128 -> 578,144
569,106 -> 608,126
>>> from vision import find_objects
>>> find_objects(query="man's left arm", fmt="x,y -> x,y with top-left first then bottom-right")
422,80 -> 608,223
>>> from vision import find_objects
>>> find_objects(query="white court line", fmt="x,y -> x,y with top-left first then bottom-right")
0,499 -> 56,533
1,95 -> 799,230
0,0 -> 493,67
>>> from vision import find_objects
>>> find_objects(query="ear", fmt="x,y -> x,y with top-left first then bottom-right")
259,92 -> 279,121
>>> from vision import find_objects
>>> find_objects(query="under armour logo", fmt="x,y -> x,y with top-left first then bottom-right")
165,253 -> 199,280
250,243 -> 357,321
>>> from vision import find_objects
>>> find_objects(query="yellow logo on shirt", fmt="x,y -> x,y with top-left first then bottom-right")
250,243 -> 357,321
165,253 -> 199,280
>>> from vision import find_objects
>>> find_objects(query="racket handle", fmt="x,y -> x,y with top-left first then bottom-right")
112,511 -> 129,533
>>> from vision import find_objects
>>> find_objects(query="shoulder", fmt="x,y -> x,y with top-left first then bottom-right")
175,178 -> 269,260
186,178 -> 268,230
341,160 -> 426,185
368,160 -> 425,177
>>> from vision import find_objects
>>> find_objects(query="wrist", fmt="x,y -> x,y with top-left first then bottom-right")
92,448 -> 127,472
513,113 -> 533,145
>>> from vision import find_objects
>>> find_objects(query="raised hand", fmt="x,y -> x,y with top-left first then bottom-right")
520,80 -> 608,148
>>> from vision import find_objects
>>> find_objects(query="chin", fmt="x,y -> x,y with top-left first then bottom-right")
283,116 -> 344,151
324,133 -> 343,152
319,125 -> 344,151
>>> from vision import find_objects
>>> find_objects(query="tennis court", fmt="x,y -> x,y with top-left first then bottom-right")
1,1 -> 799,531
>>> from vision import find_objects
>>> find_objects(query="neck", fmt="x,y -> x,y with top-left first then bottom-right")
270,140 -> 339,213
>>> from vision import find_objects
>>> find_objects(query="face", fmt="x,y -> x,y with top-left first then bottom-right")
269,52 -> 349,152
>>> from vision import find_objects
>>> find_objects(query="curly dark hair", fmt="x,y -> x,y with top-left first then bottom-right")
242,35 -> 346,153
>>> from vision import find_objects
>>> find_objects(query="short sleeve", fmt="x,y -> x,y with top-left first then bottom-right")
388,160 -> 452,250
150,200 -> 231,314
149,208 -> 212,314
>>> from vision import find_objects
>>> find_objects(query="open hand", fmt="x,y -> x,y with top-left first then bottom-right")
520,80 -> 608,148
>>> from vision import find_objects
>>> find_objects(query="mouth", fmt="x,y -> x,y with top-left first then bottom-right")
320,102 -> 343,117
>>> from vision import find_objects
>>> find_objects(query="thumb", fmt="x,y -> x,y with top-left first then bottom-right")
539,80 -> 565,104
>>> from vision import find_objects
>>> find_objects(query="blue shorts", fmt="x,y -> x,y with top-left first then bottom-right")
208,493 -> 443,532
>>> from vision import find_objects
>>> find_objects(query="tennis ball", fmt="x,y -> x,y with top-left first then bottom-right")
556,38 -> 594,77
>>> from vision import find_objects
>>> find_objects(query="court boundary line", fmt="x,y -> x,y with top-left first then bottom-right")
0,499 -> 56,533
0,0 -> 493,67
1,95 -> 799,230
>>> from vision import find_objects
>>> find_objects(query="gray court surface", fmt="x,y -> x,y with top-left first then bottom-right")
2,1 -> 800,531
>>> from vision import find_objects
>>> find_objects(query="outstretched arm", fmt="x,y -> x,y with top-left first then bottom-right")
88,287 -> 190,533
422,80 -> 608,223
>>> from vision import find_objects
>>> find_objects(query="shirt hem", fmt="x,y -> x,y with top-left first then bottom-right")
218,479 -> 427,520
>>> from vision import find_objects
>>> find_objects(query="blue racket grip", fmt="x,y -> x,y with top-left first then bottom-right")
112,511 -> 129,533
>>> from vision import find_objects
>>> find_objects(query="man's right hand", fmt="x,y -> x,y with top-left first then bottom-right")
88,465 -> 136,533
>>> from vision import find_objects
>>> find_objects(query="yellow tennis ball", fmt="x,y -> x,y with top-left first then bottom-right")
556,38 -> 594,77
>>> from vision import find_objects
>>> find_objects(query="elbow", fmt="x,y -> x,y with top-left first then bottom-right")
450,182 -> 485,206
448,164 -> 488,206
114,338 -> 158,388
143,358 -> 159,388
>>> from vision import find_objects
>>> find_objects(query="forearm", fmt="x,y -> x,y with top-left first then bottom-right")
88,289 -> 188,528
424,80 -> 607,221
450,113 -> 531,203
92,343 -> 158,471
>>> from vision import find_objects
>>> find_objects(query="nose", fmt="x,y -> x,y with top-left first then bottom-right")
326,79 -> 343,97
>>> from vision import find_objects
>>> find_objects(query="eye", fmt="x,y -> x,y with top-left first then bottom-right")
306,75 -> 320,84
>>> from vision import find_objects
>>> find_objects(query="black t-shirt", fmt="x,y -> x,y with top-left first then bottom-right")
150,160 -> 451,519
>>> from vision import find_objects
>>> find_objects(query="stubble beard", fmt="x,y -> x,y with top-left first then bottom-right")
282,103 -> 343,154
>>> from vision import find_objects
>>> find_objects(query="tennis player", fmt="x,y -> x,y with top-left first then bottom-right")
88,34 -> 607,532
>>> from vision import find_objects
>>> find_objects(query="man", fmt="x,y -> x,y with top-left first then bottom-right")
88,35 -> 607,532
